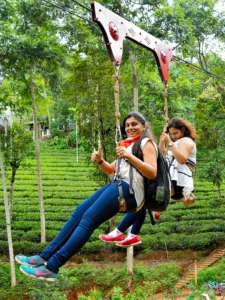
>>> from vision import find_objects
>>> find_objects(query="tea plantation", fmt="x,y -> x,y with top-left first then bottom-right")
1,146 -> 225,256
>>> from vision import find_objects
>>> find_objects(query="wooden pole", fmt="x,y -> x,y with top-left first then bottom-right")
126,227 -> 133,290
194,252 -> 197,285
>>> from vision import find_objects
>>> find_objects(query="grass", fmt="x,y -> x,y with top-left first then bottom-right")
0,257 -> 182,300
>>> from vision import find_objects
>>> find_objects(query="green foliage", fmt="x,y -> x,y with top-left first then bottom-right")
197,257 -> 225,286
1,258 -> 177,299
48,136 -> 69,149
78,288 -> 103,300
66,130 -> 77,147
1,0 -> 224,170
101,286 -> 149,299
51,99 -> 71,137
0,123 -> 35,169
201,160 -> 223,187
195,85 -> 225,148
0,1 -> 225,297
198,148 -> 225,202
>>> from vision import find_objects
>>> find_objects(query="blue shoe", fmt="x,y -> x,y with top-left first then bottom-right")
15,255 -> 46,266
20,264 -> 57,282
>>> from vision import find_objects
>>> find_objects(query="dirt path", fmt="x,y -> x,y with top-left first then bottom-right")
175,248 -> 225,289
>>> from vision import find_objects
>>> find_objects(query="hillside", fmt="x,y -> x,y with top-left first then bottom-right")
1,145 -> 225,256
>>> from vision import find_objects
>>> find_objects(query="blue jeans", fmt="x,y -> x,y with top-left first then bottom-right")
117,206 -> 146,235
40,181 -> 137,273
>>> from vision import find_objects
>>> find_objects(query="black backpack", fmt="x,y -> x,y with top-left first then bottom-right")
143,146 -> 171,223
114,142 -> 171,220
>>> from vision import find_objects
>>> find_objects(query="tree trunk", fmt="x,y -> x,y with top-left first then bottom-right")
44,86 -> 51,136
0,150 -> 16,287
30,71 -> 46,242
9,167 -> 16,219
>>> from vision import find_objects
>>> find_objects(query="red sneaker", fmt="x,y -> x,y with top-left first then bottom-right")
116,235 -> 142,247
99,233 -> 125,242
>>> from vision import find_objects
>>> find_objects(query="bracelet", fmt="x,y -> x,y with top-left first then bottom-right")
168,142 -> 174,148
97,160 -> 104,165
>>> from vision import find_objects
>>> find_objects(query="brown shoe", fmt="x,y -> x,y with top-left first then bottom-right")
180,193 -> 196,207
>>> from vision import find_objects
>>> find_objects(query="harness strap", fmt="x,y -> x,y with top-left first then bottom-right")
186,159 -> 196,173
113,158 -> 147,213
111,158 -> 127,212
169,156 -> 195,173
149,211 -> 155,225
112,63 -> 126,210
129,164 -> 134,194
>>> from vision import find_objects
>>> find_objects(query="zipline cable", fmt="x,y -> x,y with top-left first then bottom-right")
41,0 -> 92,23
173,55 -> 225,83
70,0 -> 93,12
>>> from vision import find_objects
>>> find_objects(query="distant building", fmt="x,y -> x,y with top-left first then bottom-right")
26,120 -> 50,139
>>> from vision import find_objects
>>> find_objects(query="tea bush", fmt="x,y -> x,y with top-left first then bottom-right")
1,146 -> 225,255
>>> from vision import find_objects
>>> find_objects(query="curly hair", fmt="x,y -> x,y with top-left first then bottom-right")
166,118 -> 196,141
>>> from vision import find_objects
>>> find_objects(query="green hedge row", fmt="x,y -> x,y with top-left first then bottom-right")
139,232 -> 225,250
2,230 -> 224,254
4,185 -> 99,192
160,208 -> 225,222
15,175 -> 94,180
0,191 -> 93,199
16,169 -> 94,175
2,203 -> 225,221
141,219 -> 225,235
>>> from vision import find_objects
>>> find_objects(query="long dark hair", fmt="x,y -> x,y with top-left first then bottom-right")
166,118 -> 196,141
122,112 -> 154,160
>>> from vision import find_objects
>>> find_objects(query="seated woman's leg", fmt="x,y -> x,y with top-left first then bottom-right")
171,180 -> 195,206
99,205 -> 146,243
40,184 -> 111,260
15,184 -> 111,266
115,207 -> 146,247
171,180 -> 183,200
117,206 -> 146,235
46,181 -> 136,273
130,207 -> 146,235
